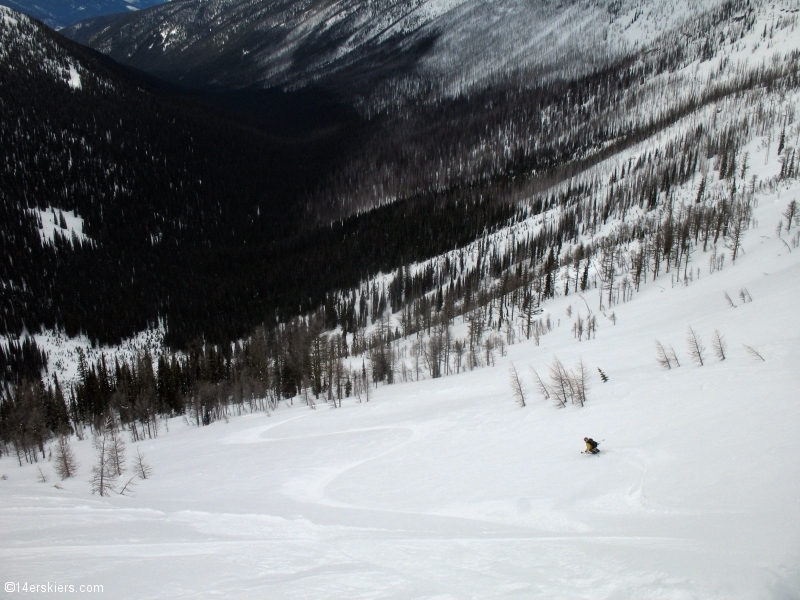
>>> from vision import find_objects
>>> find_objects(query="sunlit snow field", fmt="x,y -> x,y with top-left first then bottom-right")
2,181 -> 799,598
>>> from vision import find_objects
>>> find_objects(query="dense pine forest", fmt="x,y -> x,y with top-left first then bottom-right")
2,0 -> 800,460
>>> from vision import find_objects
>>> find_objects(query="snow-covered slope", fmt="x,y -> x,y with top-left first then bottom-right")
2,155 -> 799,597
3,0 -> 800,595
63,0 -> 728,91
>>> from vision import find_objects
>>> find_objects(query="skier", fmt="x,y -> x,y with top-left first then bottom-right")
584,437 -> 600,454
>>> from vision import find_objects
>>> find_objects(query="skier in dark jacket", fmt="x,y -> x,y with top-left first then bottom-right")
584,437 -> 599,453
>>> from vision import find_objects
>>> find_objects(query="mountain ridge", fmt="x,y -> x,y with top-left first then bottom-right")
0,0 -> 167,29
62,0 -> 729,93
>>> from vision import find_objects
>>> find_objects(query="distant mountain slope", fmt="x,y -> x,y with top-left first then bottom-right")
62,0 -> 726,92
0,0 -> 166,29
5,0 -> 800,354
0,6 -> 517,348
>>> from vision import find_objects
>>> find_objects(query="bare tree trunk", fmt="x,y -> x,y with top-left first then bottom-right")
509,362 -> 527,407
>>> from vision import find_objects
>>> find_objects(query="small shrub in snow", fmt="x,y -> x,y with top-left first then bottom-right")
667,345 -> 681,367
655,340 -> 672,369
36,466 -> 49,483
508,362 -> 526,408
783,200 -> 798,232
743,344 -> 766,362
656,340 -> 681,369
712,330 -> 727,361
530,367 -> 550,400
117,476 -> 137,496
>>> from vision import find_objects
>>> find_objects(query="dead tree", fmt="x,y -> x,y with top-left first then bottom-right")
571,358 -> 590,407
743,344 -> 765,361
687,327 -> 706,366
90,421 -> 118,496
53,436 -> 79,480
712,330 -> 727,361
509,362 -> 527,407
548,357 -> 572,408
667,345 -> 681,367
655,340 -> 672,369
530,367 -> 551,400
132,447 -> 153,480
108,421 -> 126,477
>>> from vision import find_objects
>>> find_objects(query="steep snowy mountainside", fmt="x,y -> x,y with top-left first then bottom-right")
62,0 -> 727,91
0,0 -> 167,30
302,0 -> 800,219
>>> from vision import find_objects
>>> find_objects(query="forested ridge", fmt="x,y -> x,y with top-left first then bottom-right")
4,0 -> 788,350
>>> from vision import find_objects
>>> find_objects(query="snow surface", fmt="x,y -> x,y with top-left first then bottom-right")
27,326 -> 166,387
67,64 -> 81,89
2,181 -> 799,598
0,5 -> 19,27
28,207 -> 89,246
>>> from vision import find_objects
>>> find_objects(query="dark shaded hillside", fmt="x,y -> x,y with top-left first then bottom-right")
0,10 -> 517,348
0,11 -> 352,345
62,0 -> 449,90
